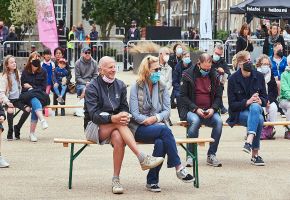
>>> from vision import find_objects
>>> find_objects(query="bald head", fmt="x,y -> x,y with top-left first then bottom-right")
99,56 -> 116,79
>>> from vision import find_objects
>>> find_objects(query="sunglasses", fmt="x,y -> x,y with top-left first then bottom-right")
84,51 -> 91,54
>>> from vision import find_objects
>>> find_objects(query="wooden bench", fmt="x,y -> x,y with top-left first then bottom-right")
54,137 -> 214,189
176,121 -> 290,127
12,105 -> 83,118
45,105 -> 83,110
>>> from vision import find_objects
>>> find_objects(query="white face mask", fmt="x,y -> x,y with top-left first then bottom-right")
163,55 -> 169,63
259,65 -> 270,75
102,75 -> 115,84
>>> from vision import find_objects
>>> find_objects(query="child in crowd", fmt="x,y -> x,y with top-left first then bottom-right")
279,55 -> 290,140
41,49 -> 55,116
53,58 -> 68,104
0,55 -> 31,140
0,104 -> 9,168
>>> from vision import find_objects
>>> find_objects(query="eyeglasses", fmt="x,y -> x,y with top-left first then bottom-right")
84,51 -> 91,54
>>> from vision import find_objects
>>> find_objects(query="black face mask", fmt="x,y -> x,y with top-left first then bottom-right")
31,59 -> 41,68
276,50 -> 283,58
0,25 -> 3,29
243,62 -> 253,72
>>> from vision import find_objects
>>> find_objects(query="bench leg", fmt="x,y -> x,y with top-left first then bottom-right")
68,143 -> 88,189
193,143 -> 199,188
179,143 -> 199,188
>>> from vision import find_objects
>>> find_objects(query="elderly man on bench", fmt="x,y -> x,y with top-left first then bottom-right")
84,56 -> 164,194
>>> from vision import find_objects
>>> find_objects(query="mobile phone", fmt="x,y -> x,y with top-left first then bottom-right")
203,110 -> 209,115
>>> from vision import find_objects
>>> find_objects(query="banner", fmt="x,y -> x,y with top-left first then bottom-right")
200,0 -> 212,39
199,0 -> 212,52
34,0 -> 58,55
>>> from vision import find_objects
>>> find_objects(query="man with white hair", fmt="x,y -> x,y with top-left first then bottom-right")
159,47 -> 172,90
84,56 -> 164,194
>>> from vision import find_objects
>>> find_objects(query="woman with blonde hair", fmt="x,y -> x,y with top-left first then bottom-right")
129,55 -> 193,192
19,52 -> 49,142
255,54 -> 278,139
0,55 -> 31,140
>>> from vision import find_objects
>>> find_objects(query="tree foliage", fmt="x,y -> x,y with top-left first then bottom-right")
0,0 -> 12,25
9,0 -> 37,28
82,0 -> 156,39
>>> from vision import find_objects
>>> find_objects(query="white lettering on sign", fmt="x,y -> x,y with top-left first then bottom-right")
246,6 -> 261,12
268,8 -> 288,13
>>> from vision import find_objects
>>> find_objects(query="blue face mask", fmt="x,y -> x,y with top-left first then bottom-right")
149,72 -> 161,84
213,54 -> 220,62
200,69 -> 210,77
176,47 -> 183,55
183,57 -> 191,65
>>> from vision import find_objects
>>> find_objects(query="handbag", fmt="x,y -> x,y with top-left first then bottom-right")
19,88 -> 50,107
68,82 -> 76,94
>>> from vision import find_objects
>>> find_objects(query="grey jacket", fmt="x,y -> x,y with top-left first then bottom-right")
129,81 -> 170,134
75,57 -> 98,85
84,75 -> 129,126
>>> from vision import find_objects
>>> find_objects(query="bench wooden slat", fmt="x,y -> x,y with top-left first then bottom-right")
176,121 -> 290,127
54,138 -> 95,145
54,137 -> 214,146
46,105 -> 83,109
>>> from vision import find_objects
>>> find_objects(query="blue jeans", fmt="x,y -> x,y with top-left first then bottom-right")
238,103 -> 263,150
135,124 -> 181,185
30,97 -> 43,122
187,112 -> 223,156
54,84 -> 67,97
76,84 -> 85,96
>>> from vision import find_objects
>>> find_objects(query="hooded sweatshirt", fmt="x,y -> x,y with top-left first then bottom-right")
75,57 -> 98,85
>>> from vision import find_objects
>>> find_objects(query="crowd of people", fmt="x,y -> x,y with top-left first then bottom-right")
0,20 -> 290,195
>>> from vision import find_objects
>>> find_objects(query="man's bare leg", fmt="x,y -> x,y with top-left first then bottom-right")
110,130 -> 125,176
99,124 -> 141,156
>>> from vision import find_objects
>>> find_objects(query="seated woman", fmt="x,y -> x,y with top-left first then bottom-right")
129,55 -> 193,192
256,54 -> 278,140
227,50 -> 267,166
172,51 -> 193,118
0,55 -> 30,140
0,104 -> 9,168
20,52 -> 49,142
279,55 -> 290,140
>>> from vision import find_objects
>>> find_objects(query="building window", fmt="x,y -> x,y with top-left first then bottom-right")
161,4 -> 166,17
54,0 -> 64,22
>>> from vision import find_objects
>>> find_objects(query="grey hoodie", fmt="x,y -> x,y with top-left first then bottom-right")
75,57 -> 98,85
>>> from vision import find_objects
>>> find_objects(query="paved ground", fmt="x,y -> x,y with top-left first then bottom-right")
0,71 -> 290,200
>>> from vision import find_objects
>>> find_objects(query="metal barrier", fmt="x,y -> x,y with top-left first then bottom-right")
224,39 -> 290,66
1,40 -> 125,70
126,39 -> 224,70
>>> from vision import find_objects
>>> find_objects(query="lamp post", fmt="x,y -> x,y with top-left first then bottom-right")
214,0 -> 218,39
167,0 -> 171,26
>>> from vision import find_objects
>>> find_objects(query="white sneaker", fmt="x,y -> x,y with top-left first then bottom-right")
186,156 -> 193,167
0,156 -> 9,168
40,120 -> 48,130
30,133 -> 38,142
140,155 -> 164,171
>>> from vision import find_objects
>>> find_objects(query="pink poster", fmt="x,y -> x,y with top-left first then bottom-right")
35,0 -> 58,55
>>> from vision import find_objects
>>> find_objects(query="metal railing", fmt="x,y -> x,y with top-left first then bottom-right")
125,39 -> 224,70
1,40 -> 125,70
224,39 -> 290,66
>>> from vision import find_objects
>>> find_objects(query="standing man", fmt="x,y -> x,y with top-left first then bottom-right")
180,53 -> 223,167
0,20 -> 9,44
75,22 -> 85,61
67,25 -> 76,66
211,43 -> 231,114
74,47 -> 98,117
